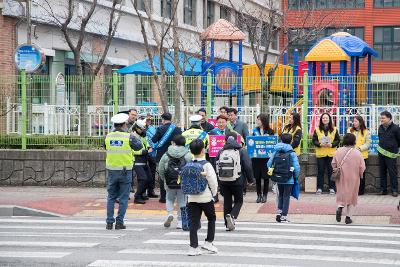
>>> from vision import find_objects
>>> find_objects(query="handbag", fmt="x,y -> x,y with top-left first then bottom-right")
331,148 -> 353,182
291,178 -> 300,200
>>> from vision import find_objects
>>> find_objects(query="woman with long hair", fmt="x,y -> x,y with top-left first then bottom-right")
252,113 -> 274,203
312,112 -> 340,195
283,113 -> 302,156
348,115 -> 370,195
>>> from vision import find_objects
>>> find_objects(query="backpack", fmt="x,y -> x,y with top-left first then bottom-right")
180,160 -> 208,194
217,149 -> 241,182
164,153 -> 187,189
271,151 -> 293,183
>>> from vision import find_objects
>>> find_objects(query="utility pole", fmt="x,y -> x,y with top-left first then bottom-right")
26,0 -> 32,44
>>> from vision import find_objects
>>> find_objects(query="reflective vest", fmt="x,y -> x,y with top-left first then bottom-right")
315,127 -> 337,158
283,126 -> 301,156
133,135 -> 149,156
105,131 -> 134,170
348,128 -> 369,159
182,128 -> 209,148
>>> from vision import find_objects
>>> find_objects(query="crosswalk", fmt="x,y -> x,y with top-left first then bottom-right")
1,217 -> 400,266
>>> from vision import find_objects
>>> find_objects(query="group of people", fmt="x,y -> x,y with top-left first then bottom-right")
104,106 -> 400,253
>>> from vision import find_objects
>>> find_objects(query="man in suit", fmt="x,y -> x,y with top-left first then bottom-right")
197,108 -> 215,133
228,108 -> 249,141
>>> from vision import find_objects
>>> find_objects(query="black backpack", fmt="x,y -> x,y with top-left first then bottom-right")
165,153 -> 187,189
271,151 -> 293,183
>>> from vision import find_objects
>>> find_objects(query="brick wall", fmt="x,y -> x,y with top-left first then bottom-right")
0,14 -> 16,75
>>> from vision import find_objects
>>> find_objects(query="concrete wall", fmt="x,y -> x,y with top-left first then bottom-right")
0,150 -> 398,192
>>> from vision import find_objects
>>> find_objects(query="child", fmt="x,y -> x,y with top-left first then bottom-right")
267,133 -> 300,223
185,139 -> 218,256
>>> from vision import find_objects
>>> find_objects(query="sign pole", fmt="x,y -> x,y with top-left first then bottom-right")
21,70 -> 27,150
112,70 -> 118,116
302,71 -> 309,158
206,70 -> 212,116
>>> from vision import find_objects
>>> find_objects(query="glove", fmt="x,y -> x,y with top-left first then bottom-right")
141,149 -> 148,156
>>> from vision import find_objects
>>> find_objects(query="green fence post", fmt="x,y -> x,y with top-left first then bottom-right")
302,71 -> 309,156
112,70 -> 118,116
206,70 -> 212,116
21,70 -> 27,150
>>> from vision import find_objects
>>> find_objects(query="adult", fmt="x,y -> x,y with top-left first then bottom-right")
152,112 -> 182,203
348,115 -> 371,195
228,108 -> 249,141
333,133 -> 366,224
283,113 -> 302,156
377,111 -> 400,197
127,108 -> 138,131
182,114 -> 209,148
312,112 -> 340,195
197,108 -> 215,133
252,113 -> 274,203
145,114 -> 158,198
105,113 -> 141,230
219,106 -> 229,117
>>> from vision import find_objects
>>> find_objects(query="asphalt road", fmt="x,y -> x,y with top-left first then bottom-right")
1,216 -> 400,266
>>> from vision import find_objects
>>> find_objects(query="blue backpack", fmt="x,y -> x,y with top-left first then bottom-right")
180,160 -> 208,194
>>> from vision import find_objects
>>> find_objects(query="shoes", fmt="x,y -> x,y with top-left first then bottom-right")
188,246 -> 202,256
164,214 -> 174,228
176,220 -> 182,229
243,190 -> 247,196
329,189 -> 336,195
201,241 -> 218,254
225,227 -> 232,231
392,192 -> 398,197
345,216 -> 353,224
280,216 -> 289,223
134,198 -> 146,204
276,213 -> 281,223
130,188 -> 135,193
261,195 -> 267,203
225,214 -> 235,231
381,191 -> 388,195
214,195 -> 219,203
115,199 -> 120,204
256,195 -> 261,203
159,198 -> 166,203
147,191 -> 159,198
316,189 -> 322,195
106,223 -> 113,230
336,207 -> 343,222
115,222 -> 126,230
142,194 -> 149,200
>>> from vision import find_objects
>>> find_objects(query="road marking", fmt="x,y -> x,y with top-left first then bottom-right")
145,239 -> 400,255
165,231 -> 400,245
0,251 -> 71,258
88,260 -> 289,267
0,225 -> 144,231
0,218 -> 161,226
0,232 -> 124,238
0,241 -> 99,248
119,249 -> 400,265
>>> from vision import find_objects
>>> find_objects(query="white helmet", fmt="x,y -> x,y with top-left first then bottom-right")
135,119 -> 147,130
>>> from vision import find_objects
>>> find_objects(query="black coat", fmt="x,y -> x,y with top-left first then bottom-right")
201,121 -> 215,133
152,122 -> 182,162
378,122 -> 400,154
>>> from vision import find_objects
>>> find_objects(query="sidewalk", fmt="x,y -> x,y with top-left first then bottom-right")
0,186 -> 399,225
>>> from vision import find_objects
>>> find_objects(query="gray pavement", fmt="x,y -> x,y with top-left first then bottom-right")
1,216 -> 400,266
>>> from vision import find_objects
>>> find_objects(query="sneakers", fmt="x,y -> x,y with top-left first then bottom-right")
115,223 -> 126,230
201,241 -> 218,254
188,246 -> 202,256
329,189 -> 336,195
164,214 -> 174,228
280,216 -> 289,223
336,206 -> 343,222
106,223 -> 113,230
225,214 -> 235,231
345,216 -> 353,224
275,213 -> 282,223
176,220 -> 182,229
316,189 -> 322,195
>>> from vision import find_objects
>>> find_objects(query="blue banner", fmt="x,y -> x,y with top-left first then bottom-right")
246,136 -> 278,158
369,135 -> 379,155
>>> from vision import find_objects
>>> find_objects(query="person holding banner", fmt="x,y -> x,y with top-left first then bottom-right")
252,113 -> 275,203
152,112 -> 182,203
283,113 -> 302,156
313,113 -> 340,195
182,115 -> 209,149
348,115 -> 370,195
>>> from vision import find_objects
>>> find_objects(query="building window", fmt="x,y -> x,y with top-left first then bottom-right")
135,75 -> 152,104
220,5 -> 230,21
374,26 -> 400,61
184,0 -> 196,26
374,0 -> 400,7
288,0 -> 364,9
134,0 -> 151,11
207,0 -> 215,27
161,0 -> 172,18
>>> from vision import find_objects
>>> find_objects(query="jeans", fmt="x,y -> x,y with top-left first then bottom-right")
188,201 -> 216,248
165,186 -> 186,220
106,169 -> 132,224
277,184 -> 292,216
379,154 -> 399,193
220,184 -> 243,226
317,157 -> 335,191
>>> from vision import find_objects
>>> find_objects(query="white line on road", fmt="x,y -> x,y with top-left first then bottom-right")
88,260 -> 292,267
118,249 -> 400,266
0,251 -> 71,258
0,218 -> 160,226
165,231 -> 400,245
144,239 -> 400,255
0,241 -> 99,248
0,232 -> 124,238
0,225 -> 145,231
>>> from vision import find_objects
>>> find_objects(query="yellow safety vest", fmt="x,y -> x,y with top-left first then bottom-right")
283,126 -> 301,156
347,128 -> 369,159
315,127 -> 337,158
105,131 -> 134,170
133,135 -> 149,156
182,128 -> 209,149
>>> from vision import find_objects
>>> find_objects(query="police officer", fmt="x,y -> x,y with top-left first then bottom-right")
132,119 -> 155,204
182,114 -> 209,149
105,113 -> 141,230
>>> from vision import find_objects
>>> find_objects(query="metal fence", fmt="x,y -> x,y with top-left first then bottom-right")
1,71 -> 400,149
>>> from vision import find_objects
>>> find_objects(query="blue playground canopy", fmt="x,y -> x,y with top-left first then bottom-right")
117,52 -> 202,75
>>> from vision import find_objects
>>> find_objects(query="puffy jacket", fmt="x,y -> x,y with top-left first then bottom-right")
158,145 -> 193,181
267,143 -> 300,185
378,122 -> 400,154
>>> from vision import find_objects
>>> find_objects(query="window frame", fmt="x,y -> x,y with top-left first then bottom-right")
161,0 -> 172,19
374,0 -> 400,7
184,0 -> 196,26
373,26 -> 400,61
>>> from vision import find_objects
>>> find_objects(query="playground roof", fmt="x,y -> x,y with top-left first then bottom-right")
117,52 -> 202,75
305,32 -> 378,62
200,19 -> 245,41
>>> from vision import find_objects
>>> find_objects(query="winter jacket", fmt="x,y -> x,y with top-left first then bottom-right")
158,145 -> 193,182
378,122 -> 400,154
187,159 -> 218,204
267,143 -> 300,185
152,122 -> 182,162
201,121 -> 215,133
